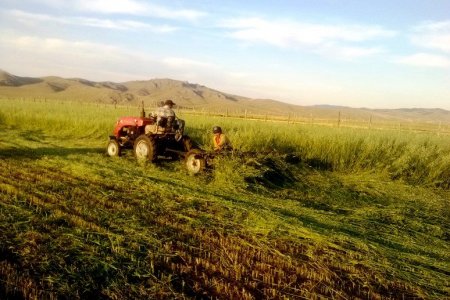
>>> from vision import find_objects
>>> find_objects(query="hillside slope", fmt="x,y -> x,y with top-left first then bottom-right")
1,69 -> 449,123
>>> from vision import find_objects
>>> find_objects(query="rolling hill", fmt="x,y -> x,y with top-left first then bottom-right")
1,69 -> 449,123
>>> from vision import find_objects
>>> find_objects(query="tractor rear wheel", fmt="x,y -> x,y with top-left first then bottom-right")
107,139 -> 121,157
134,135 -> 157,162
185,149 -> 206,174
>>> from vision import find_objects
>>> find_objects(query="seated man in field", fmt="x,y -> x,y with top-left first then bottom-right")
146,99 -> 180,134
212,126 -> 232,152
155,99 -> 176,128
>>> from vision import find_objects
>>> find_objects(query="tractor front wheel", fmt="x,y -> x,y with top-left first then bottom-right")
134,135 -> 157,162
185,149 -> 206,174
107,139 -> 121,157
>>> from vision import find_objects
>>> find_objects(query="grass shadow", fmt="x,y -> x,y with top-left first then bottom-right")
18,129 -> 48,142
0,146 -> 103,159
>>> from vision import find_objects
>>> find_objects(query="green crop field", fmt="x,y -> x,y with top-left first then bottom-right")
0,99 -> 449,299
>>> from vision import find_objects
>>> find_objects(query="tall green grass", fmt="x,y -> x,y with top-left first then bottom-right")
2,99 -> 449,189
179,113 -> 450,189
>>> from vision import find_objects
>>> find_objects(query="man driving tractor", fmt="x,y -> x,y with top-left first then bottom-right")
155,99 -> 176,127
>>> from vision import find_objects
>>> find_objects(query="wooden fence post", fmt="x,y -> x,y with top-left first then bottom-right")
337,111 -> 341,127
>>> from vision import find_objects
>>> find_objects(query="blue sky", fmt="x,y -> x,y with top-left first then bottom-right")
1,0 -> 449,109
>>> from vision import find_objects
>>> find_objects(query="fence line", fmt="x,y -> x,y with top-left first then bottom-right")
175,109 -> 450,135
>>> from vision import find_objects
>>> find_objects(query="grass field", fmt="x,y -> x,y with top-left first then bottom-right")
0,99 -> 449,299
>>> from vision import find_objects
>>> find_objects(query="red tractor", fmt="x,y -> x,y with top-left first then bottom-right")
106,109 -> 196,162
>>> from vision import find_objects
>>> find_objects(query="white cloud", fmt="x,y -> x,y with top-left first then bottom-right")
219,17 -> 395,59
400,20 -> 450,69
75,17 -> 177,32
161,57 -> 215,69
131,2 -> 206,21
411,20 -> 450,53
334,46 -> 384,58
74,0 -> 148,15
35,0 -> 206,21
414,20 -> 450,32
395,53 -> 450,68
77,0 -> 205,21
0,33 -> 221,82
5,9 -> 178,32
221,18 -> 396,45
0,33 -> 150,80
316,43 -> 385,59
4,35 -> 122,59
412,33 -> 450,53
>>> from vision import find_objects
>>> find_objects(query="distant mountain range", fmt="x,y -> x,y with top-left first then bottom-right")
1,69 -> 449,123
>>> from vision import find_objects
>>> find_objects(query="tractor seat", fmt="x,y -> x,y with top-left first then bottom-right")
145,124 -> 168,134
